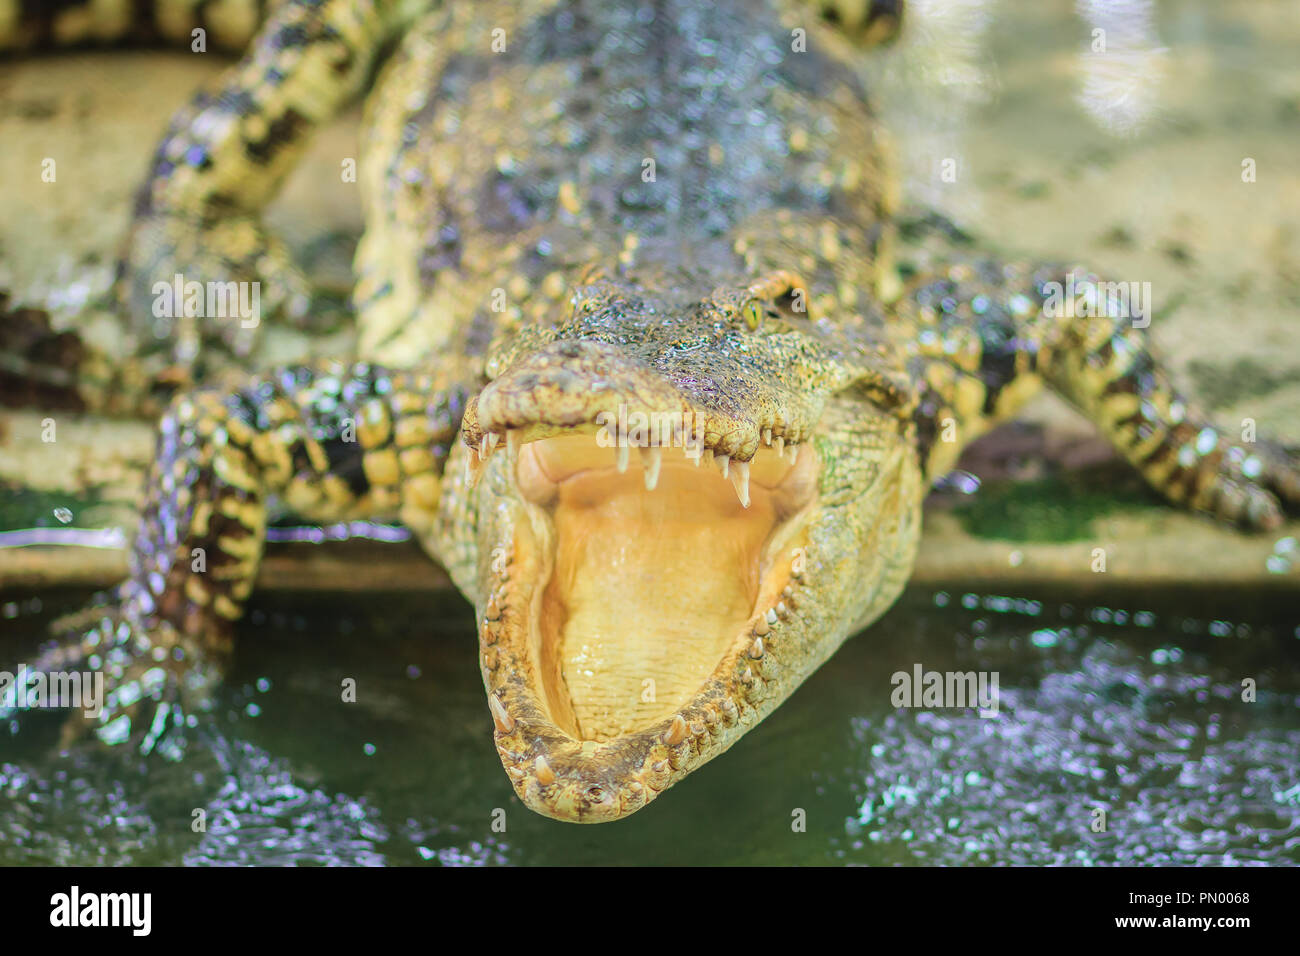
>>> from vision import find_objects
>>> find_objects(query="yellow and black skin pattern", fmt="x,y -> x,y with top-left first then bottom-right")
3,0 -> 1298,820
0,0 -> 270,52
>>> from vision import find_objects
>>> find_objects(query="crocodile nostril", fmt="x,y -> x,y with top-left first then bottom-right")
585,785 -> 607,802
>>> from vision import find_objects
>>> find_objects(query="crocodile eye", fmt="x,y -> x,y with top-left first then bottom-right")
742,299 -> 764,331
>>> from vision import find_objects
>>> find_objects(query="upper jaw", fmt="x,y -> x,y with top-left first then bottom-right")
462,337 -> 828,471
466,413 -> 821,823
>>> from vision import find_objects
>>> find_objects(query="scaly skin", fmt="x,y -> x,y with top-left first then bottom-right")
0,0 -> 268,52
4,0 -> 1298,822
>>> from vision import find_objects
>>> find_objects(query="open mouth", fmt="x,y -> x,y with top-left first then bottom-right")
467,423 -> 819,819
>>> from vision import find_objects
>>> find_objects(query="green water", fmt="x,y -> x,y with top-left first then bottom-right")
1,586 -> 1296,865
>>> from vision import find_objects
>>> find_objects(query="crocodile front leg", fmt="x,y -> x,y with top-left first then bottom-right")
6,359 -> 471,744
117,0 -> 409,375
898,257 -> 1300,530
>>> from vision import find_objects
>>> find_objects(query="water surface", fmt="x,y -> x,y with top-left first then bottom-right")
2,586 -> 1296,866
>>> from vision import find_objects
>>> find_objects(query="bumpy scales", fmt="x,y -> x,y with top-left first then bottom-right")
4,0 -> 1298,822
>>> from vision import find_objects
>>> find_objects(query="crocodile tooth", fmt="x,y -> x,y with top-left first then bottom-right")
465,450 -> 486,487
616,441 -> 630,474
534,755 -> 555,786
765,608 -> 778,626
748,636 -> 765,659
488,694 -> 515,734
754,616 -> 770,637
478,436 -> 488,461
652,760 -> 668,774
730,459 -> 751,508
716,453 -> 730,479
662,714 -> 688,746
485,431 -> 500,452
777,601 -> 789,618
774,435 -> 785,456
740,666 -> 754,684
762,427 -> 772,446
641,445 -> 662,490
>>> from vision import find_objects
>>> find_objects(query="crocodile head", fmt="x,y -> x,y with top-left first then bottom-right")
451,267 -> 924,822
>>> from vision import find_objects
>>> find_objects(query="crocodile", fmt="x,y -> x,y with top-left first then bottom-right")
3,0 -> 1299,824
